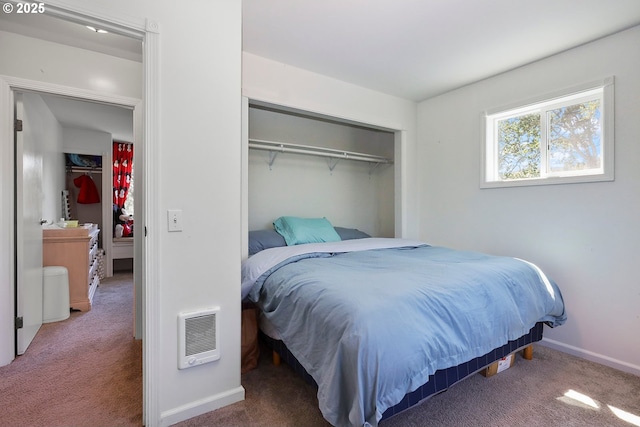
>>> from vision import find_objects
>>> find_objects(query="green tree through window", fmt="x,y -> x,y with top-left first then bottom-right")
548,101 -> 601,173
498,113 -> 541,179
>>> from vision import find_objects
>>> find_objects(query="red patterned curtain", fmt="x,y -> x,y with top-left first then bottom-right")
113,142 -> 134,208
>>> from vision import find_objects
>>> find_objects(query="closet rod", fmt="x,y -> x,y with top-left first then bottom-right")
248,139 -> 392,164
67,166 -> 102,174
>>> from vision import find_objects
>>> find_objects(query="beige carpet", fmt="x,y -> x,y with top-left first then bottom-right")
0,273 -> 142,427
177,342 -> 640,427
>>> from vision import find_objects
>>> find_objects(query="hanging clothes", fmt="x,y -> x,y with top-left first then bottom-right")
73,174 -> 101,204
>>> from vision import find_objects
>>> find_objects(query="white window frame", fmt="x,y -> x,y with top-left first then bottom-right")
481,77 -> 614,188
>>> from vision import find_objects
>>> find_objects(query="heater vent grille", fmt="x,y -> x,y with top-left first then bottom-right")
185,314 -> 216,356
178,307 -> 220,369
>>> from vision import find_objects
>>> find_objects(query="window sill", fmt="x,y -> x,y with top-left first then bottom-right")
481,173 -> 614,189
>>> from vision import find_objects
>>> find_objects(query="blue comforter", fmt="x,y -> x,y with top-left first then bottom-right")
244,239 -> 566,427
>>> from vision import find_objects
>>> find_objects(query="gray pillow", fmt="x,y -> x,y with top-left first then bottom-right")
334,227 -> 371,240
248,230 -> 286,255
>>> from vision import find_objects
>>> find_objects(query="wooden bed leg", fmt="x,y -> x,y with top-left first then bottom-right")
522,345 -> 533,360
272,350 -> 281,366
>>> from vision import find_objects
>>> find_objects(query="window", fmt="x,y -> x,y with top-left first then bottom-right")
482,78 -> 614,188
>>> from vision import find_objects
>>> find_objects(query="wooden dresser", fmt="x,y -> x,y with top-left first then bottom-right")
43,224 -> 100,311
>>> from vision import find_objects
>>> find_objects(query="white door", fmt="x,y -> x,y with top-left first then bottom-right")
15,92 -> 44,355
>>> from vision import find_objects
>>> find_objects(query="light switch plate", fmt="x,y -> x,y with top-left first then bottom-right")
167,209 -> 183,232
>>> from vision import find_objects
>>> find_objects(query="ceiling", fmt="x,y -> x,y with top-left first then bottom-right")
0,10 -> 142,62
40,93 -> 134,143
1,1 -> 639,120
243,0 -> 640,101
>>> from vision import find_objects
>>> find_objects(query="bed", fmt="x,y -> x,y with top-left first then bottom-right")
241,218 -> 567,427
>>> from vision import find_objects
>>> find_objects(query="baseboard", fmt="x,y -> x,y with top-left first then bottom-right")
159,386 -> 245,427
540,338 -> 640,377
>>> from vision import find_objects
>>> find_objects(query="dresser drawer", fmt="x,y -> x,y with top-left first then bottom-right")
89,241 -> 98,265
88,257 -> 99,283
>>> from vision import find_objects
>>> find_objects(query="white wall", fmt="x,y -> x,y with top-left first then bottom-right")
63,127 -> 112,155
417,26 -> 640,375
0,1 -> 243,425
0,30 -> 142,99
243,52 -> 419,239
248,107 -> 395,237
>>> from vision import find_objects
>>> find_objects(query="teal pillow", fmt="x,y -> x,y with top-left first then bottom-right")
273,216 -> 342,246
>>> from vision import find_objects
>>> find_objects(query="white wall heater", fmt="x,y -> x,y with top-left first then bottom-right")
178,307 -> 220,369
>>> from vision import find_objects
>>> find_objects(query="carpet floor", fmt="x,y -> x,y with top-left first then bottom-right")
0,272 -> 142,427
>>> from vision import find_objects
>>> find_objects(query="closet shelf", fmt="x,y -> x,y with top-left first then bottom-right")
248,139 -> 392,171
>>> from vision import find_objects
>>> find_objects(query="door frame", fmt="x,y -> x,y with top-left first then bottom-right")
0,5 -> 160,426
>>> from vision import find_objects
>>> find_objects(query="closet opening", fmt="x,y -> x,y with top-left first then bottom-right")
65,145 -> 135,276
246,100 -> 396,240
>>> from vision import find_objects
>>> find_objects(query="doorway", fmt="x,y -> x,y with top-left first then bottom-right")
12,88 -> 139,340
0,7 -> 156,424
0,4 -> 163,424
11,86 -> 141,393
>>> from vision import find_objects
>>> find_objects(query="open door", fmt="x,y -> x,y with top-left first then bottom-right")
15,92 -> 44,355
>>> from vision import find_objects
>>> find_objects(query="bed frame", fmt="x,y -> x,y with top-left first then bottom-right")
261,322 -> 544,422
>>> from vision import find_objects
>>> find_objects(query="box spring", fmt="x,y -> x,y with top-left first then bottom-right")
260,321 -> 544,422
